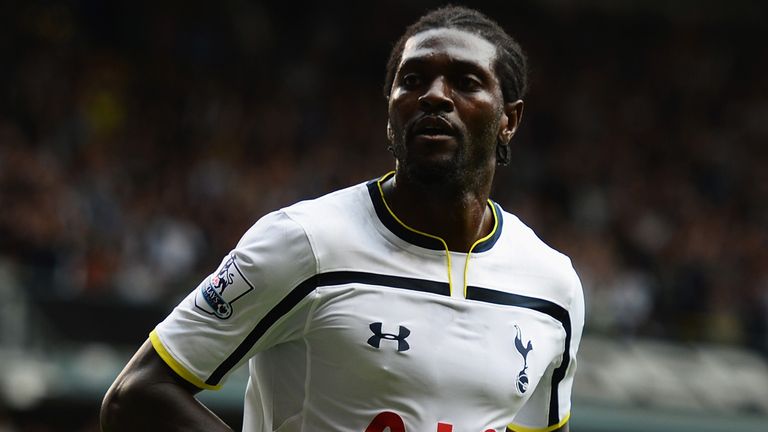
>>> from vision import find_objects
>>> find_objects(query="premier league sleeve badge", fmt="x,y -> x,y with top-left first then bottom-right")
194,253 -> 255,319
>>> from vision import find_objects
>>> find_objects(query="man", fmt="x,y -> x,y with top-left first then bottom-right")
100,5 -> 583,432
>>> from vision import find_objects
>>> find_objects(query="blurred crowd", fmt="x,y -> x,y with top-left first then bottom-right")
1,0 -> 767,366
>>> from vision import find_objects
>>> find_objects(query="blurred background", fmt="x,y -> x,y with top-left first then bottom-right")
1,0 -> 767,431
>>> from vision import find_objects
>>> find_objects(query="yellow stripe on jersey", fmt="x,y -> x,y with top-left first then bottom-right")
376,172 -> 455,295
150,329 -> 222,391
377,172 -> 502,298
508,412 -> 570,432
463,200 -> 499,297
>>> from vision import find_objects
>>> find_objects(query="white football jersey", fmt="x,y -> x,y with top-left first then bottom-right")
152,173 -> 584,432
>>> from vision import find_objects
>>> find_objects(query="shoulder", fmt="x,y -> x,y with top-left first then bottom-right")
234,180 -> 371,271
499,209 -> 575,272
496,206 -> 582,307
237,181 -> 368,248
281,180 -> 369,225
281,180 -> 374,248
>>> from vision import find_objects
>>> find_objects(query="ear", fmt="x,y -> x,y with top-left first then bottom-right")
386,121 -> 394,143
498,100 -> 524,144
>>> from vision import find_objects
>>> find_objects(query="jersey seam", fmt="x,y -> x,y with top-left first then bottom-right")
299,290 -> 321,432
282,210 -> 321,285
281,212 -> 320,432
564,258 -> 578,318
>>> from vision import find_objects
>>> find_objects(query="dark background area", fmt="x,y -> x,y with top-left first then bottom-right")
1,0 -> 767,430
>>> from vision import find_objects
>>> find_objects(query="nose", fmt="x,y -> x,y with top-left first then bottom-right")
418,77 -> 454,113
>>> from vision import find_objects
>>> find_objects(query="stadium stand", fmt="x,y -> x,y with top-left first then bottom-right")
1,0 -> 766,430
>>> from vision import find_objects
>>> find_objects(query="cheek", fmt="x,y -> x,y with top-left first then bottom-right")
387,94 -> 412,131
462,100 -> 503,136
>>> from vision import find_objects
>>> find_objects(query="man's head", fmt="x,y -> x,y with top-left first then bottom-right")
384,6 -> 528,112
384,5 -> 527,190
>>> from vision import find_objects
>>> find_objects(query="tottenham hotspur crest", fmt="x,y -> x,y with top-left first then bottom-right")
514,324 -> 534,395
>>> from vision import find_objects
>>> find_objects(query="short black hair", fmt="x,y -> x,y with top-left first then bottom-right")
383,5 -> 528,104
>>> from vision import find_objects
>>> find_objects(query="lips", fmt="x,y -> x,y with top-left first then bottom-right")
410,116 -> 457,138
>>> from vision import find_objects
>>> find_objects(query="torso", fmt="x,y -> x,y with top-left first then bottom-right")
240,177 -> 579,431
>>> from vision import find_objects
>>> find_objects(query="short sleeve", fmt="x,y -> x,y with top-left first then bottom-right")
509,265 -> 585,431
151,210 -> 317,390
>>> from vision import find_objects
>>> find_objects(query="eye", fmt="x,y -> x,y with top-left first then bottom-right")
401,73 -> 422,89
457,75 -> 482,92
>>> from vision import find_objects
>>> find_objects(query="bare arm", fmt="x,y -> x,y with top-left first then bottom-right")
100,339 -> 233,432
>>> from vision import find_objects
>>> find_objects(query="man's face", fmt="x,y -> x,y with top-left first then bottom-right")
387,28 -> 509,188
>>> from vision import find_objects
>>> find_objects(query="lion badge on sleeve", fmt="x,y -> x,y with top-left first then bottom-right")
194,253 -> 255,319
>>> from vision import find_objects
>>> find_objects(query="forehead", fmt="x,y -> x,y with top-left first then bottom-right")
399,28 -> 498,70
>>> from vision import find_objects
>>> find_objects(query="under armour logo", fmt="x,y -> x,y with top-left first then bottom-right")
514,324 -> 533,394
367,322 -> 411,352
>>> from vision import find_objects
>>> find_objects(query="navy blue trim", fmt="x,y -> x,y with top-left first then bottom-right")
205,275 -> 319,385
317,271 -> 449,296
205,271 -> 450,385
366,175 -> 504,252
367,178 -> 444,250
472,201 -> 504,253
206,271 -> 571,427
466,286 -> 571,427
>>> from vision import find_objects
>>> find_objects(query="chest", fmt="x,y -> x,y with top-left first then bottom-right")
304,285 -> 566,414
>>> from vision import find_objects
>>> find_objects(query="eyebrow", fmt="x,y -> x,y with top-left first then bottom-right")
398,57 -> 493,79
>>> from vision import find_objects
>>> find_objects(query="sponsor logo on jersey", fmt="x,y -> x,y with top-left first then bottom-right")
367,322 -> 411,352
364,411 -> 496,432
194,253 -> 254,319
514,324 -> 534,395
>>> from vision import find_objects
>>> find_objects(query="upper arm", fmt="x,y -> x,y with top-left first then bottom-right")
150,210 -> 317,389
102,338 -> 203,410
101,339 -> 236,432
100,339 -> 204,430
115,339 -> 203,394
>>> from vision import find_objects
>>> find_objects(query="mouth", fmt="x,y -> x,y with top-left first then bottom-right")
409,116 -> 457,139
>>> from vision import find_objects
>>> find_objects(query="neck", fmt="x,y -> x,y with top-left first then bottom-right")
382,169 -> 495,252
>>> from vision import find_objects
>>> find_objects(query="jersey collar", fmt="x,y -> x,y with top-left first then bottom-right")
366,172 -> 503,253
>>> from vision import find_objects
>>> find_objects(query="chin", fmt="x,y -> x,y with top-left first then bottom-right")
400,156 -> 467,188
392,140 -> 475,188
